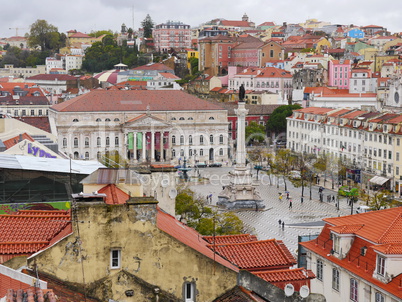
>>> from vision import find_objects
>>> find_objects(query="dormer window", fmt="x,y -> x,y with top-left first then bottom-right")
333,234 -> 340,254
377,255 -> 386,276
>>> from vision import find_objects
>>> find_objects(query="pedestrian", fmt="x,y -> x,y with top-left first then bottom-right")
289,199 -> 293,209
286,192 -> 289,199
282,221 -> 285,229
209,194 -> 213,203
279,193 -> 283,201
278,219 -> 282,226
206,195 -> 209,203
332,195 -> 335,202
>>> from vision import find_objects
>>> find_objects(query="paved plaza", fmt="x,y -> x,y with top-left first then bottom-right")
190,166 -> 354,254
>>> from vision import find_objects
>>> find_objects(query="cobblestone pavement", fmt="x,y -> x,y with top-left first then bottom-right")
189,167 -> 353,254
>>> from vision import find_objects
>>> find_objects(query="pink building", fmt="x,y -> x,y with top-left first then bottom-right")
152,21 -> 191,52
328,59 -> 352,89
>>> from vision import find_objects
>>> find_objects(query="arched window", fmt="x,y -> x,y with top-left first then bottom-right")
105,118 -> 111,122
180,135 -> 184,145
200,149 -> 204,156
179,117 -> 185,120
219,148 -> 223,156
97,151 -> 101,159
172,135 -> 176,145
189,149 -> 193,156
85,152 -> 89,160
188,117 -> 193,120
114,118 -> 120,122
219,134 -> 224,144
172,149 -> 176,157
106,137 -> 110,146
209,135 -> 214,144
85,137 -> 89,147
74,151 -> 79,159
96,118 -> 102,122
62,138 -> 67,147
115,136 -> 119,146
73,137 -> 78,148
73,118 -> 79,122
180,149 -> 184,156
97,137 -> 101,147
189,135 -> 193,145
209,117 -> 215,120
171,117 -> 176,120
200,135 -> 204,145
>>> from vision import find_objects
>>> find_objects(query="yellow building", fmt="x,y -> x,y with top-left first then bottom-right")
315,37 -> 331,53
186,49 -> 199,72
27,198 -> 239,301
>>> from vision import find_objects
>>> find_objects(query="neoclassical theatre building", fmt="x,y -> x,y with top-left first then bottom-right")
49,90 -> 230,164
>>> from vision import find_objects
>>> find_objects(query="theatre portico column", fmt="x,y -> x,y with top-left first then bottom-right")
160,131 -> 164,162
142,131 -> 146,162
151,131 -> 155,161
133,132 -> 137,162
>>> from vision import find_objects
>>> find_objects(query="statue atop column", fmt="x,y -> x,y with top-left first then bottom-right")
239,84 -> 245,102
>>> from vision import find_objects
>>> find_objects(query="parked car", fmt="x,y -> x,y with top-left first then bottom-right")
195,163 -> 207,168
209,162 -> 222,167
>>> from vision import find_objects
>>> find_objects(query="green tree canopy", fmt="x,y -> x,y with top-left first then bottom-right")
141,14 -> 155,38
88,30 -> 114,38
245,121 -> 266,144
266,104 -> 302,135
27,19 -> 63,52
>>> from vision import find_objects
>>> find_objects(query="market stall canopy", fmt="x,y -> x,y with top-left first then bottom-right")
369,175 -> 390,185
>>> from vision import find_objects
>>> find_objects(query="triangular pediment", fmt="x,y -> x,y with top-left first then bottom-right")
125,114 -> 169,127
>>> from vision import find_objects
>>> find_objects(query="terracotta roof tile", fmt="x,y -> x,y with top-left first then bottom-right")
156,208 -> 238,272
253,267 -> 315,283
208,239 -> 296,270
0,210 -> 71,258
3,133 -> 34,149
13,117 -> 51,133
98,184 -> 129,204
203,234 -> 258,244
26,74 -> 76,81
51,90 -> 225,112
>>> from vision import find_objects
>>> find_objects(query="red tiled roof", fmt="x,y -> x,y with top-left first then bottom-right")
373,243 -> 402,255
132,63 -> 173,71
156,208 -> 238,272
3,133 -> 34,149
208,239 -> 296,270
2,288 -> 56,302
0,210 -> 71,260
26,74 -> 76,81
341,110 -> 367,119
14,117 -> 51,133
203,234 -> 258,244
51,90 -> 226,112
254,267 -> 315,283
98,184 -> 129,204
294,107 -> 334,115
159,72 -> 180,79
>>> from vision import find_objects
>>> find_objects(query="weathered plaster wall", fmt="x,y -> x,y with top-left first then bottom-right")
28,202 -> 237,301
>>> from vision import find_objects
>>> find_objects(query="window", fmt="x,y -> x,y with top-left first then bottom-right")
317,259 -> 323,281
73,137 -> 78,148
22,110 -> 26,116
73,118 -> 78,122
332,268 -> 340,291
114,118 -> 120,122
219,134 -> 224,144
210,135 -> 214,144
333,234 -> 340,253
179,117 -> 185,120
209,116 -> 215,120
38,109 -> 42,116
377,255 -> 385,276
350,278 -> 358,302
63,138 -> 67,147
115,136 -> 119,146
184,282 -> 195,302
219,148 -> 223,156
397,152 -> 400,161
96,118 -> 101,122
110,249 -> 121,269
200,149 -> 204,156
180,135 -> 184,145
106,137 -> 110,147
172,135 -> 176,145
375,292 -> 385,302
105,118 -> 111,122
180,149 -> 184,156
200,135 -> 204,145
172,149 -> 176,157
97,137 -> 101,147
85,137 -> 89,147
189,135 -> 193,145
85,152 -> 89,160
398,138 -> 401,146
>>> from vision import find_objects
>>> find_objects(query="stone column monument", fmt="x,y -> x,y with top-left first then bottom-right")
217,85 -> 264,210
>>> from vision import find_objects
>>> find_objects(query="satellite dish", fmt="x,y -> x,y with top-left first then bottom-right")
161,178 -> 169,188
299,285 -> 310,298
169,188 -> 178,199
284,284 -> 294,297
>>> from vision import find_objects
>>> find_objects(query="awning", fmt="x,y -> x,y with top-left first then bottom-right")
369,176 -> 390,185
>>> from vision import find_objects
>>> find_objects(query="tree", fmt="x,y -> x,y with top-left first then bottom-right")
175,187 -> 244,235
274,149 -> 297,191
141,14 -> 155,38
245,121 -> 266,145
27,19 -> 62,52
266,104 -> 302,136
